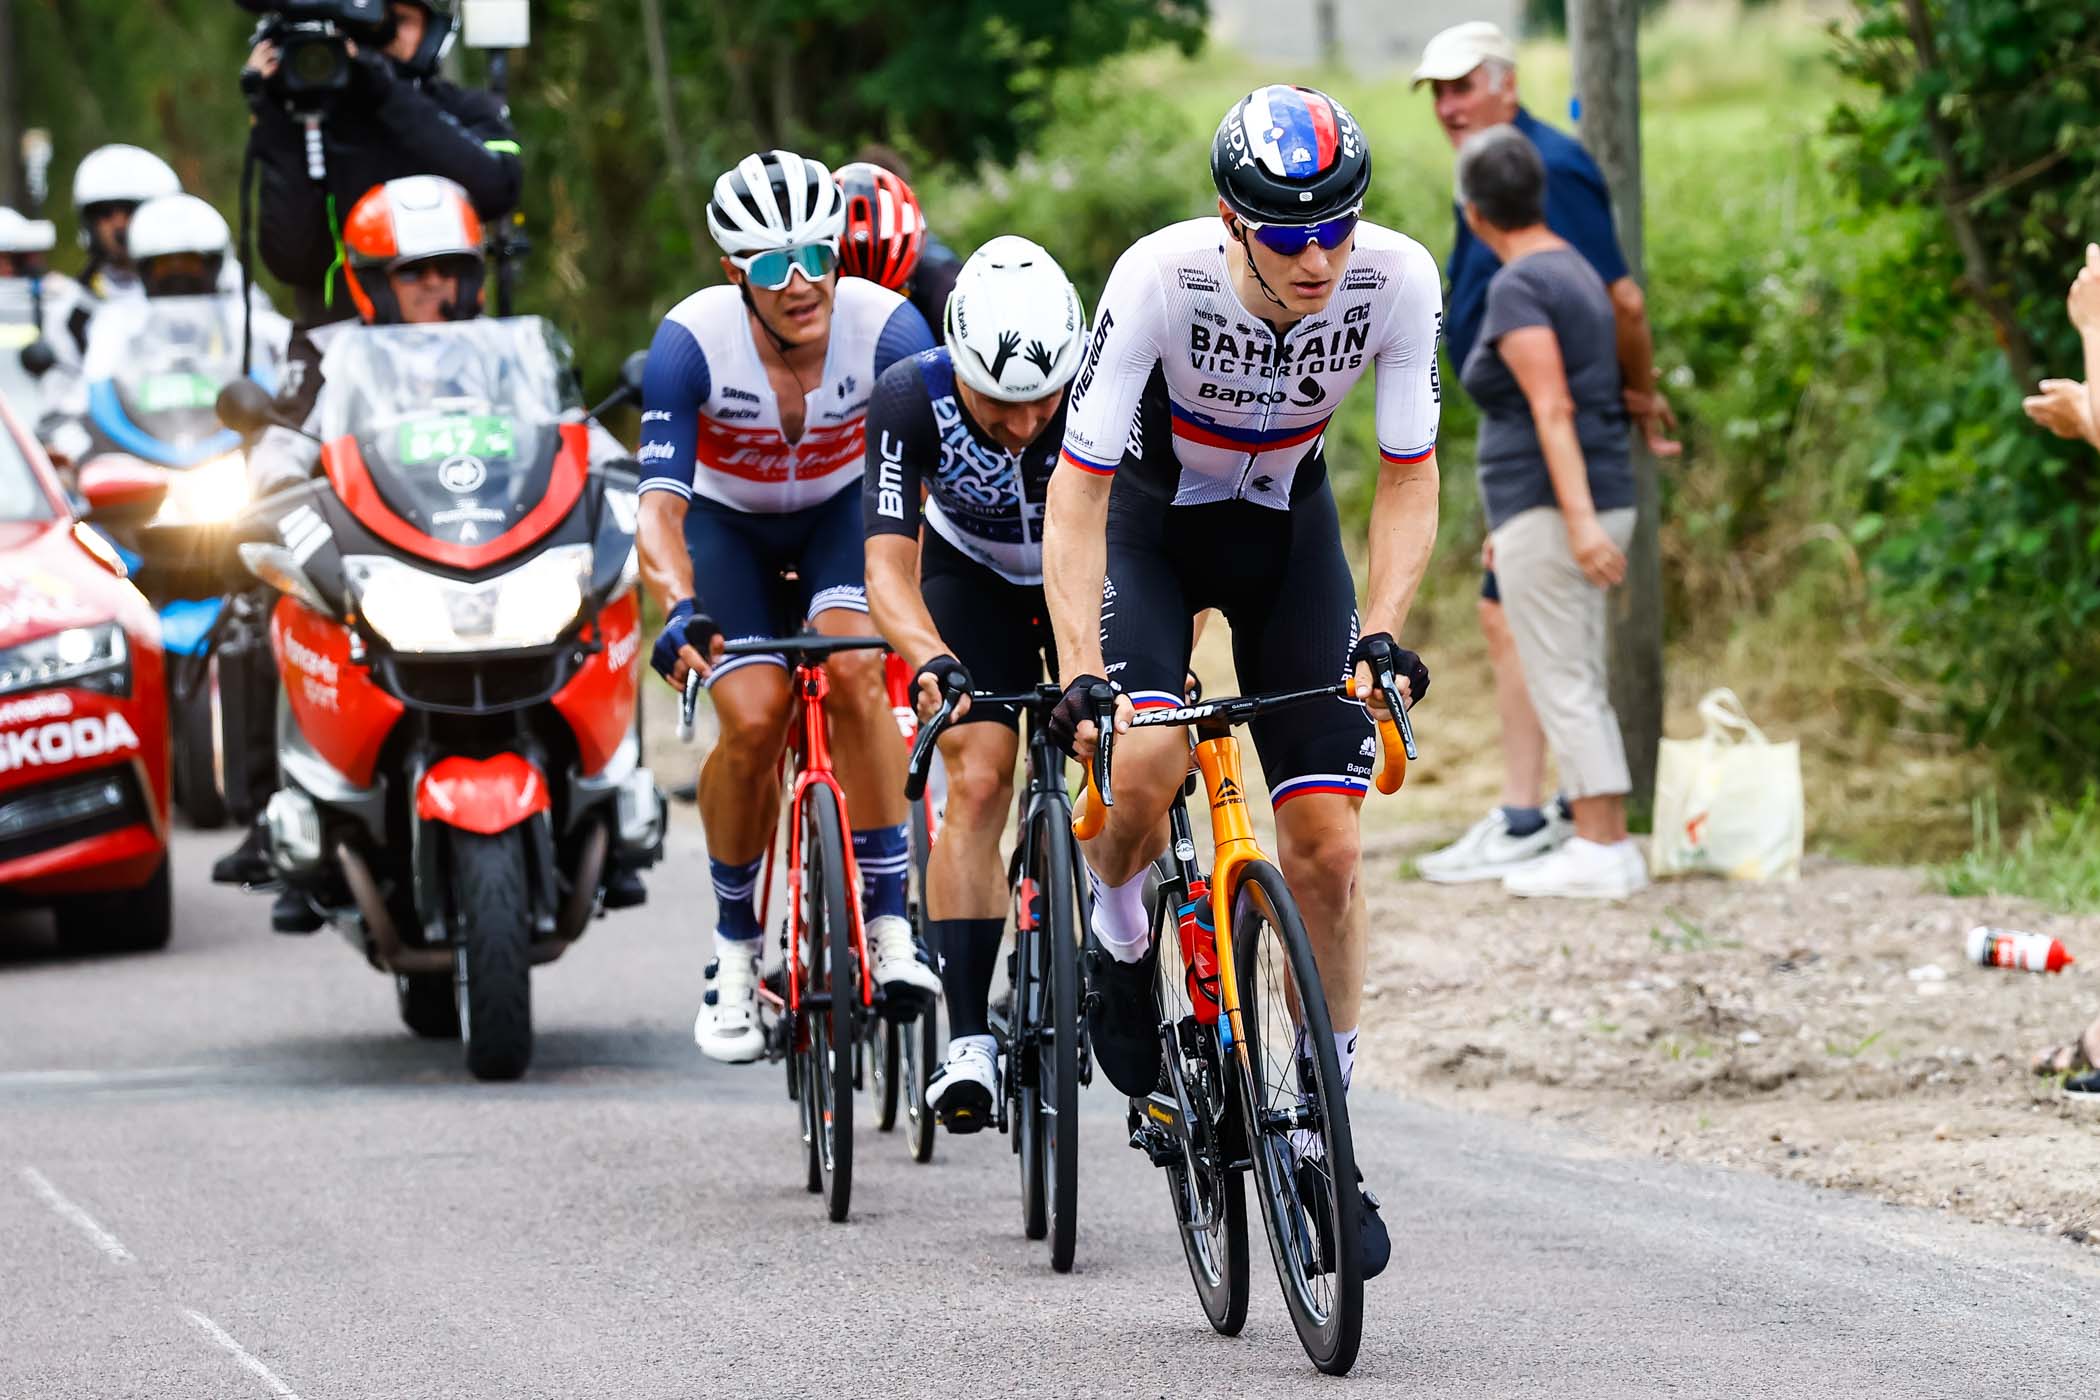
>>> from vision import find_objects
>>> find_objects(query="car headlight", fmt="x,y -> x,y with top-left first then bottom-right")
345,545 -> 591,654
0,621 -> 130,699
152,451 -> 250,527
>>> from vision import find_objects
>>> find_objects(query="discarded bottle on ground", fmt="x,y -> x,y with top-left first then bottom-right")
1965,926 -> 2074,974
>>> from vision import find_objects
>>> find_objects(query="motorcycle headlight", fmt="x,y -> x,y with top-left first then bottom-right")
345,545 -> 591,654
0,621 -> 130,699
152,451 -> 250,527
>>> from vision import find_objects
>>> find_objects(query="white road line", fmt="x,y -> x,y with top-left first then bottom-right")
183,1310 -> 305,1400
19,1166 -> 134,1263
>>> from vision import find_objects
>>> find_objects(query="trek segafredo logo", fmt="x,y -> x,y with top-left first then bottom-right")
0,711 -> 140,773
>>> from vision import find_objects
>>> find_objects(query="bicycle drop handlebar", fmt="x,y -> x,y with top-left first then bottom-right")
672,633 -> 892,745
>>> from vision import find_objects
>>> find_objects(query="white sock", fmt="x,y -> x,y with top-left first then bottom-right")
1290,1027 -> 1359,1160
1086,861 -> 1152,964
1333,1027 -> 1357,1093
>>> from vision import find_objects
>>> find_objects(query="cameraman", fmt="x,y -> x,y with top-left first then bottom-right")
242,0 -> 520,327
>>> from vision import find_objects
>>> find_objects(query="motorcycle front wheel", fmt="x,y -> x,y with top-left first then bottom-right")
452,829 -> 533,1081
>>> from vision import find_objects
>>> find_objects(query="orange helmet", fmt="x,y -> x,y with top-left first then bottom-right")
342,175 -> 486,324
834,162 -> 925,293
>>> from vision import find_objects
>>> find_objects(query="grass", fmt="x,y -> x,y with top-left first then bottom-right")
1936,789 -> 2100,913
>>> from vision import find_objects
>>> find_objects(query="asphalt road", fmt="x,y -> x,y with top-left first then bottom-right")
2,820 -> 2095,1399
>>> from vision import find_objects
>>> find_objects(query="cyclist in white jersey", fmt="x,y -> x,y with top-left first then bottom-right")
636,150 -> 941,1065
1042,84 -> 1444,1279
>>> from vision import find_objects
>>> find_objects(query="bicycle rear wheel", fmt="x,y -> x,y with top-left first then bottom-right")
901,995 -> 937,1163
802,783 -> 856,1223
1155,873 -> 1249,1334
1229,859 -> 1362,1375
872,1017 -> 902,1132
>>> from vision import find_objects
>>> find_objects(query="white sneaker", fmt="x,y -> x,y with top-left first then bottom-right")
694,943 -> 765,1063
867,914 -> 942,1002
1419,808 -> 1571,884
1504,837 -> 1649,899
926,1036 -> 998,1132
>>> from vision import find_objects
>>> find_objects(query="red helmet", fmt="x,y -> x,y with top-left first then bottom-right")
834,162 -> 925,292
342,175 -> 485,325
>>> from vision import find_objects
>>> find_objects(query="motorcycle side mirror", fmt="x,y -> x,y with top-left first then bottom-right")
77,456 -> 171,527
216,378 -> 285,436
585,349 -> 651,422
19,339 -> 56,379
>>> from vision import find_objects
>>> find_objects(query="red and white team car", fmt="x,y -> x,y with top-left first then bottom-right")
0,392 -> 171,952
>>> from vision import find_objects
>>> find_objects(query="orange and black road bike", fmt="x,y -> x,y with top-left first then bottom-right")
680,631 -> 915,1223
1072,661 -> 1415,1377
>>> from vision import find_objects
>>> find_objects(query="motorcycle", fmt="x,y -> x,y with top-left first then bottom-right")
73,295 -> 281,827
219,316 -> 662,1081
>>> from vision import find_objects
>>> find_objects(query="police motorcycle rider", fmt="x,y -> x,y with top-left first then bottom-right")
38,192 -> 292,471
35,144 -> 185,377
861,236 -> 1084,1128
1043,85 -> 1447,1279
637,149 -> 942,1064
242,0 -> 521,329
209,175 -> 648,914
0,208 -> 67,424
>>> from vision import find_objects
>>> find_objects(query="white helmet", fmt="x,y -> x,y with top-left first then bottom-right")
944,236 -> 1087,403
72,144 -> 182,211
128,194 -> 230,296
706,150 -> 846,256
0,208 -> 57,255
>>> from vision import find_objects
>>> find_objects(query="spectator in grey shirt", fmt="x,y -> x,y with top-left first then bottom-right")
1455,124 -> 1647,899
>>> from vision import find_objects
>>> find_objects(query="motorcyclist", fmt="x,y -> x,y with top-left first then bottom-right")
40,193 -> 291,469
213,176 -> 646,911
243,0 -> 522,328
0,208 -> 68,423
38,145 -> 183,374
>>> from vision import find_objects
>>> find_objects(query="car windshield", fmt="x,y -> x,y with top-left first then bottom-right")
0,410 -> 55,523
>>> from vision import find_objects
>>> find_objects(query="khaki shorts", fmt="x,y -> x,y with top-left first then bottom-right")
1488,505 -> 1638,801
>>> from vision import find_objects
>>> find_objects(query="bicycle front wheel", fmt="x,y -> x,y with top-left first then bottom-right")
803,783 -> 856,1223
1229,859 -> 1363,1375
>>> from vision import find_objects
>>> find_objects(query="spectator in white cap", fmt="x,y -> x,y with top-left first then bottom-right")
1412,19 -> 1680,888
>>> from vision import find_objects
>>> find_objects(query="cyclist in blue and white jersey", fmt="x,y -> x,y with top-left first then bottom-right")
861,236 -> 1087,1128
636,150 -> 941,1064
1042,85 -> 1446,1277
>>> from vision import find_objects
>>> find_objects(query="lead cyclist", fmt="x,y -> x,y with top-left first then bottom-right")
1041,85 -> 1444,1278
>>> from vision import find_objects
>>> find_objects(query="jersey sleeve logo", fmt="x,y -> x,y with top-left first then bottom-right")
1069,309 -> 1114,407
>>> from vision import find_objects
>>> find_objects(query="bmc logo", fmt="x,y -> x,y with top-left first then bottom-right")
0,714 -> 141,773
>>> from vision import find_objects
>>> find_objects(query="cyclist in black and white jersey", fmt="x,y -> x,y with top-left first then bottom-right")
862,236 -> 1086,1129
1042,84 -> 1445,1277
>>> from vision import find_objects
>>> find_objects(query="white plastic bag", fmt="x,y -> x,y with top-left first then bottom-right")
1650,689 -> 1802,881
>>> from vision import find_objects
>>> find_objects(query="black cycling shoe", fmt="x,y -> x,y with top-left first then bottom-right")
1292,1158 -> 1391,1280
271,887 -> 323,934
602,866 -> 647,910
1084,934 -> 1163,1097
668,780 -> 698,805
212,822 -> 273,886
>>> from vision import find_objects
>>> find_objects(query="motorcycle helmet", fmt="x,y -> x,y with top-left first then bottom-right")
943,236 -> 1085,403
342,175 -> 486,325
72,145 -> 183,251
0,207 -> 57,275
834,162 -> 925,293
128,194 -> 231,297
1210,84 -> 1371,226
385,0 -> 459,80
706,150 -> 845,257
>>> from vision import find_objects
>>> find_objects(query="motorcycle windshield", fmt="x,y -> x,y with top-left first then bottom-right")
83,296 -> 252,466
317,318 -> 584,553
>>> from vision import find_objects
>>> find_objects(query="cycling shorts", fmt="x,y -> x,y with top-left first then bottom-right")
922,528 -> 1058,731
685,485 -> 867,688
1101,479 -> 1375,806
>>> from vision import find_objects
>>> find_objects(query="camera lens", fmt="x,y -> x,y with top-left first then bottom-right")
286,35 -> 348,89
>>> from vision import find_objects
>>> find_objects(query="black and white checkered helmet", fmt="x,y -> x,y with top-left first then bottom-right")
706,150 -> 846,256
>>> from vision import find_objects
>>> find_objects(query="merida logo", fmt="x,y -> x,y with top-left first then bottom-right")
1216,775 -> 1244,805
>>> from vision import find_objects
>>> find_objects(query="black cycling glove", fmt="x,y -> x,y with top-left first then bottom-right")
1045,674 -> 1115,756
650,600 -> 722,681
1350,633 -> 1430,707
912,654 -> 971,700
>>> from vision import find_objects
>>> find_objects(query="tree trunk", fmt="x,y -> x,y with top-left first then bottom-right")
0,0 -> 19,207
1570,0 -> 1665,815
642,0 -> 705,237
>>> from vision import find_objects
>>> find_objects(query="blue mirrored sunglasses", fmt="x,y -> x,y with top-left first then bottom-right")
1242,210 -> 1361,256
733,242 -> 839,291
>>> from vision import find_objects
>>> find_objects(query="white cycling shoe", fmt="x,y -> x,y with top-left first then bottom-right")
694,943 -> 766,1063
926,1036 -> 998,1133
866,914 -> 942,1003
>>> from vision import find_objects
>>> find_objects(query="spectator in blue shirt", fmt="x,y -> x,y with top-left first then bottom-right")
1411,21 -> 1680,887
